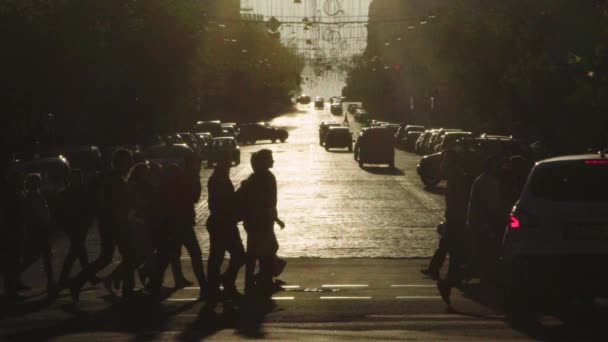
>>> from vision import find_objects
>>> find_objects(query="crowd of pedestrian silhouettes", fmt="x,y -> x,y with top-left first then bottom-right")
1,147 -> 285,308
420,143 -> 535,311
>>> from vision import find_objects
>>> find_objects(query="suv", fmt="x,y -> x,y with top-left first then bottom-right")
195,120 -> 223,138
354,127 -> 395,168
324,127 -> 352,152
502,152 -> 608,316
314,97 -> 325,109
207,137 -> 240,167
318,121 -> 342,145
330,103 -> 343,116
297,94 -> 311,104
238,122 -> 288,145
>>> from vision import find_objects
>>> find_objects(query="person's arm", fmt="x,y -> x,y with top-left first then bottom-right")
269,173 -> 285,229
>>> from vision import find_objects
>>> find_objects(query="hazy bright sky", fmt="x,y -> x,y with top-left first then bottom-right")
245,0 -> 373,97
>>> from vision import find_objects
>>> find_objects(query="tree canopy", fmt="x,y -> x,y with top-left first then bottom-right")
1,0 -> 303,148
344,0 -> 608,153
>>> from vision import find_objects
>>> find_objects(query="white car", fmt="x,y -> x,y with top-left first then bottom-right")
502,152 -> 608,315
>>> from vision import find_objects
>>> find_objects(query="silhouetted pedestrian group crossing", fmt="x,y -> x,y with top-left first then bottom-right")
1,148 -> 285,309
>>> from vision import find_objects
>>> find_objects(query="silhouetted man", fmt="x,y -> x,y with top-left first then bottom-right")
70,149 -> 132,302
150,156 -> 207,300
206,153 -> 245,305
1,168 -> 24,301
437,147 -> 476,308
238,149 -> 284,297
57,169 -> 95,289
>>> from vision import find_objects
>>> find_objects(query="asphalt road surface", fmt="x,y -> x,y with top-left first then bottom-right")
2,104 -> 607,341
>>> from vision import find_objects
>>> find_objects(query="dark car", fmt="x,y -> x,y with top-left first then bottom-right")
44,145 -> 103,179
220,123 -> 239,140
177,132 -> 200,153
354,127 -> 395,168
354,109 -> 371,124
402,131 -> 423,152
330,103 -> 343,116
319,121 -> 342,145
142,144 -> 195,167
207,137 -> 240,168
238,122 -> 288,144
395,124 -> 425,148
347,104 -> 360,114
314,97 -> 325,109
195,120 -> 223,138
195,132 -> 213,159
417,134 -> 518,188
324,127 -> 353,152
297,94 -> 311,104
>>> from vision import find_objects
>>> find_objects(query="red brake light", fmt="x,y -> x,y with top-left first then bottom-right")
509,215 -> 521,229
585,160 -> 608,165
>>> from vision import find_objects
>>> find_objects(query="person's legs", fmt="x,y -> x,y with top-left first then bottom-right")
244,255 -> 257,295
207,231 -> 225,298
41,232 -> 56,293
180,225 -> 207,297
426,237 -> 447,277
257,256 -> 274,298
70,223 -> 116,301
223,227 -> 245,293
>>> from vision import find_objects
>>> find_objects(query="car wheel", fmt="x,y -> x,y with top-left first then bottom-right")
358,160 -> 364,168
272,139 -> 277,143
504,265 -> 535,323
389,161 -> 395,169
325,145 -> 329,152
280,138 -> 286,143
348,145 -> 352,152
421,175 -> 440,188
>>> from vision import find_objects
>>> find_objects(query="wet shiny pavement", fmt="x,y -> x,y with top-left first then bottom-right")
195,104 -> 445,258
4,105 -> 605,341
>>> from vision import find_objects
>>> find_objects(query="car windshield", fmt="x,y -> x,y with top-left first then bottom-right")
529,162 -> 608,203
213,140 -> 235,148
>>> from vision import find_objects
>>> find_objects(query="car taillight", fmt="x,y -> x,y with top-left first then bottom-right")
509,215 -> 521,230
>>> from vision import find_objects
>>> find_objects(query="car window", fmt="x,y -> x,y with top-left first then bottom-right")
529,163 -> 608,203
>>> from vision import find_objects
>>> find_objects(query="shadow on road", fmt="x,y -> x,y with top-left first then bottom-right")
457,282 -> 608,341
179,298 -> 276,341
362,167 -> 405,176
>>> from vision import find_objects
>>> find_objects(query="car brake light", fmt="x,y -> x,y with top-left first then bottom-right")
509,215 -> 521,230
585,160 -> 608,165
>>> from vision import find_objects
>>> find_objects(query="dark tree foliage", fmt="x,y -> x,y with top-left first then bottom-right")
344,0 -> 608,153
0,0 -> 303,151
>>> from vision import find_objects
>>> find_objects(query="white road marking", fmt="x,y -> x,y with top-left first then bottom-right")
166,298 -> 197,302
395,296 -> 441,300
390,285 -> 436,288
272,296 -> 295,300
320,296 -> 372,300
281,285 -> 301,289
321,284 -> 369,288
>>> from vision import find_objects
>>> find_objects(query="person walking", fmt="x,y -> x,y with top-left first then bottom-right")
206,153 -> 246,306
70,149 -> 132,302
20,174 -> 56,296
436,147 -> 476,309
150,156 -> 207,300
57,170 -> 95,289
238,149 -> 285,298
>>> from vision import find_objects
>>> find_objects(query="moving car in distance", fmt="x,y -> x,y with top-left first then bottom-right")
354,109 -> 371,124
194,120 -> 223,138
207,137 -> 241,168
314,96 -> 325,109
318,121 -> 342,145
502,152 -> 608,318
297,94 -> 311,104
238,122 -> 288,145
354,127 -> 395,169
330,103 -> 343,116
324,127 -> 353,152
